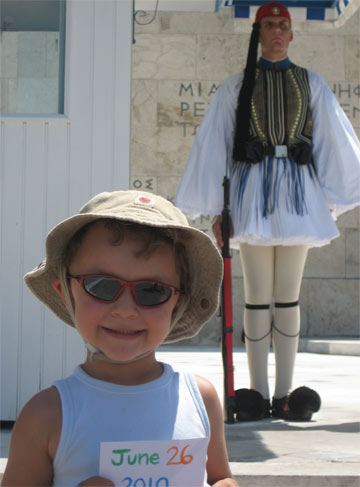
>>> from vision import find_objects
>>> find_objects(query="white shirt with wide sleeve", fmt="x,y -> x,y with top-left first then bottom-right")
175,70 -> 360,247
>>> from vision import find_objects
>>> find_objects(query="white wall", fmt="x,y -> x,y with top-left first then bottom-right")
0,0 -> 133,420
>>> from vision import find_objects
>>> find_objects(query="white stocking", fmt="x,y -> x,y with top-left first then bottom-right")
272,305 -> 300,398
240,244 -> 309,401
240,244 -> 274,400
272,245 -> 309,398
244,307 -> 272,399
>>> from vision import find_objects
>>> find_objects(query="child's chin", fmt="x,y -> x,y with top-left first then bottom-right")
104,348 -> 148,364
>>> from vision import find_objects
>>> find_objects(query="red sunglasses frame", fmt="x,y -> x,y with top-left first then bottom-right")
67,274 -> 181,308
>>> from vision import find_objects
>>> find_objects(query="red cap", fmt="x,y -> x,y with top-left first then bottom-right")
255,2 -> 291,23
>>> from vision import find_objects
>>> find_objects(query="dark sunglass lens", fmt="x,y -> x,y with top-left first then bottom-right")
83,277 -> 121,301
135,283 -> 172,306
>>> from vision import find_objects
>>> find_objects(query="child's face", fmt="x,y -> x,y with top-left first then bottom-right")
65,222 -> 181,363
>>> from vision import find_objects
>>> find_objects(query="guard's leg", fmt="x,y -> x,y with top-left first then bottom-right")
272,245 -> 309,399
272,245 -> 321,420
240,244 -> 274,400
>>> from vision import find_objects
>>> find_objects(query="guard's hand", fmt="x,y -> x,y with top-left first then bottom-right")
77,477 -> 115,486
212,216 -> 224,249
212,216 -> 234,249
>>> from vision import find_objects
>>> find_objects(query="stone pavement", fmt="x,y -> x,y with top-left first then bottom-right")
156,344 -> 360,487
1,341 -> 359,486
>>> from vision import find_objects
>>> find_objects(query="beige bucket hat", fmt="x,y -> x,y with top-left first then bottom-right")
24,190 -> 223,343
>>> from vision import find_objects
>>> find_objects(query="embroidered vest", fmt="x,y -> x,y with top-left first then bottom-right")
244,63 -> 313,165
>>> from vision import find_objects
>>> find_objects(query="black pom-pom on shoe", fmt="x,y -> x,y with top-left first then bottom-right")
235,388 -> 271,422
288,386 -> 321,416
272,386 -> 321,421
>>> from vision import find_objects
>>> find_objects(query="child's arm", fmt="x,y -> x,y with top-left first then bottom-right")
196,376 -> 239,487
1,387 -> 61,486
2,389 -> 115,487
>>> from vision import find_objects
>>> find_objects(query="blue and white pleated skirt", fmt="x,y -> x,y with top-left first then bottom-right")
229,157 -> 340,247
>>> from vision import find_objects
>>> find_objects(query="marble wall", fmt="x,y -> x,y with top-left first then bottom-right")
131,7 -> 360,345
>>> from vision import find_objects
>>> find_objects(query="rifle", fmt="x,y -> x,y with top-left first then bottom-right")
220,176 -> 236,424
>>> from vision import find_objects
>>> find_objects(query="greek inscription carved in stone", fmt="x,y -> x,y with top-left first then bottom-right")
332,83 -> 360,126
132,178 -> 155,191
178,82 -> 219,137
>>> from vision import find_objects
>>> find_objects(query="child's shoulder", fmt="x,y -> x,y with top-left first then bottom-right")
20,385 -> 61,420
195,375 -> 221,410
194,374 -> 227,434
2,387 -> 62,485
14,386 -> 62,458
195,374 -> 217,393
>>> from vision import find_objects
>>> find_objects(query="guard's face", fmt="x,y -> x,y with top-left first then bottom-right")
259,16 -> 293,60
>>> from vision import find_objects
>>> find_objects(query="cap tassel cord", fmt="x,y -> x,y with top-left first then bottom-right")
232,22 -> 260,163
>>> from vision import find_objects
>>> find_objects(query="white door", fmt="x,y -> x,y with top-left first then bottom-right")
0,0 -> 133,420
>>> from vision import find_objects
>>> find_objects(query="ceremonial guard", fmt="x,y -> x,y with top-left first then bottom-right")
176,2 -> 360,421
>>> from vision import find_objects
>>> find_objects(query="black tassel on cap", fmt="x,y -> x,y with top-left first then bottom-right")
232,22 -> 260,163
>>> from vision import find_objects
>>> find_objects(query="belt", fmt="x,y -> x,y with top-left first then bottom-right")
274,145 -> 288,158
240,141 -> 312,165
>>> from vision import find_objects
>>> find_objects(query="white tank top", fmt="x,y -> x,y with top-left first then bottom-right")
53,363 -> 210,486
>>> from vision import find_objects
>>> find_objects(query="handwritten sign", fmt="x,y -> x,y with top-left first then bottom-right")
99,438 -> 208,487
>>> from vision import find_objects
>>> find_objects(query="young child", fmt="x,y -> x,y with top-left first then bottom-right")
2,190 -> 238,487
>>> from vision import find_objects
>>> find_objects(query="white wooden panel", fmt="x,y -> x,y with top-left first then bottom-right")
41,122 -> 75,389
1,0 -> 132,420
17,123 -> 48,412
91,0 -> 117,194
1,124 -> 25,419
66,0 -> 95,211
45,122 -> 71,230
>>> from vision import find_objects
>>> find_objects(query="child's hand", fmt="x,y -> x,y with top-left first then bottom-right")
77,477 -> 115,486
211,479 -> 239,486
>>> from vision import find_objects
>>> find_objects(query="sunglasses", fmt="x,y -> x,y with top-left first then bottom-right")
67,274 -> 181,308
